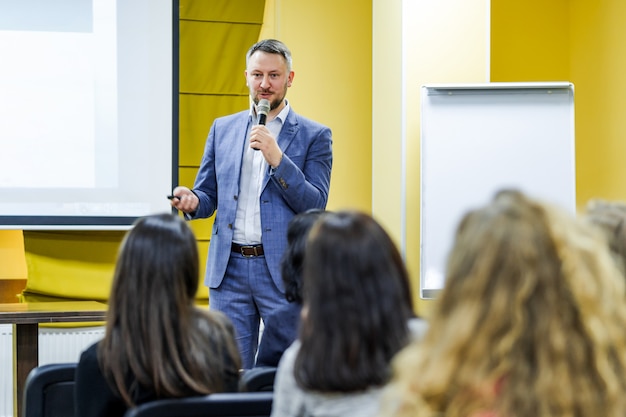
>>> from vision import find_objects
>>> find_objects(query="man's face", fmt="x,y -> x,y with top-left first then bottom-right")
245,51 -> 294,110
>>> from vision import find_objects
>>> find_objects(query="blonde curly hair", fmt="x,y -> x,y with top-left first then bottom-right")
381,189 -> 626,417
585,198 -> 626,276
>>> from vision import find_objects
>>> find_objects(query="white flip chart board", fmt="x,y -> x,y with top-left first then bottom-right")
420,82 -> 576,299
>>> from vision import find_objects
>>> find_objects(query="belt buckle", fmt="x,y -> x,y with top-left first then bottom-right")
240,245 -> 257,258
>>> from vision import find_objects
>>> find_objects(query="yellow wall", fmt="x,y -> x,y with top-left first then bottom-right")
264,0 -> 489,317
374,0 -> 489,315
408,0 -> 488,315
491,0 -> 626,207
491,0 -> 570,82
570,0 -> 626,205
372,0 -> 402,247
262,0 -> 373,213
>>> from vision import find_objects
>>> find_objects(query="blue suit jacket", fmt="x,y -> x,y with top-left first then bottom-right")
190,108 -> 333,291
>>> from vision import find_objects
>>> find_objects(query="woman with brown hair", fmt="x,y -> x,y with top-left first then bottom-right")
75,213 -> 241,417
255,208 -> 328,368
381,189 -> 626,417
271,210 -> 424,417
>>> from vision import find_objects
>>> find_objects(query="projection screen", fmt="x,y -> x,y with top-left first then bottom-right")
0,0 -> 177,229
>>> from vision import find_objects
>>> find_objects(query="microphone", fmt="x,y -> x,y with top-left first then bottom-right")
257,99 -> 270,125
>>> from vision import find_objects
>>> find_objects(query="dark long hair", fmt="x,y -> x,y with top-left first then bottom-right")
280,208 -> 327,303
98,214 -> 241,406
295,210 -> 414,392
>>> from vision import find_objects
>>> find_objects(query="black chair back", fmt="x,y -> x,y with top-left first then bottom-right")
123,391 -> 273,417
22,363 -> 77,417
239,367 -> 277,392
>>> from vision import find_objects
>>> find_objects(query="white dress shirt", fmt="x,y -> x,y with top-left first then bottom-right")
232,100 -> 290,245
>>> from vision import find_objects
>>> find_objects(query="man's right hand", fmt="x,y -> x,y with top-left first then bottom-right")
169,186 -> 199,214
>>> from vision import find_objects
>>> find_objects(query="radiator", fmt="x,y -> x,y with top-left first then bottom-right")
0,324 -> 105,417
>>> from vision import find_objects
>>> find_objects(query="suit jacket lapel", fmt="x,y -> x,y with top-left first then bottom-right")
223,113 -> 252,193
277,110 -> 299,152
262,111 -> 299,190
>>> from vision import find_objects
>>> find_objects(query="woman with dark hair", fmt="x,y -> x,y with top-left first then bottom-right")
380,189 -> 626,417
75,213 -> 241,417
271,210 -> 423,417
255,208 -> 327,368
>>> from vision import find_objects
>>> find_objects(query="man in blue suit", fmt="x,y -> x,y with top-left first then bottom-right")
171,39 -> 333,368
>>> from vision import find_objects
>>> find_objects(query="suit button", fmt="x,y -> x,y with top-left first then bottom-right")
234,195 -> 238,200
228,224 -> 233,229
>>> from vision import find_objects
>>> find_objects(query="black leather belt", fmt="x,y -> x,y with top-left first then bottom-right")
231,243 -> 264,257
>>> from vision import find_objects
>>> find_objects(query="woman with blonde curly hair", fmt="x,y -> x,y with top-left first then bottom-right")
380,189 -> 626,417
585,198 -> 626,276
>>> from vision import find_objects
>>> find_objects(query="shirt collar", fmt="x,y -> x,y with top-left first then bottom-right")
275,99 -> 290,123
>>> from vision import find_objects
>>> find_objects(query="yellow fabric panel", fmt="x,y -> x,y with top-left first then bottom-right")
25,250 -> 114,300
179,20 -> 260,94
19,291 -> 101,303
0,230 -> 28,279
178,167 -> 201,192
23,231 -> 123,300
177,169 -> 211,302
18,292 -> 106,327
177,0 -> 264,303
23,227 -> 210,302
196,240 -> 210,300
17,292 -> 205,325
178,165 -> 211,302
179,94 -> 250,166
178,167 -> 215,240
178,166 -> 201,189
180,0 -> 265,23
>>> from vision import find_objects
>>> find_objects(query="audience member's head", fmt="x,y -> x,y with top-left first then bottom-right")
280,208 -> 327,303
253,208 -> 328,368
585,198 -> 626,275
296,210 -> 415,392
98,213 -> 241,406
381,189 -> 626,417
